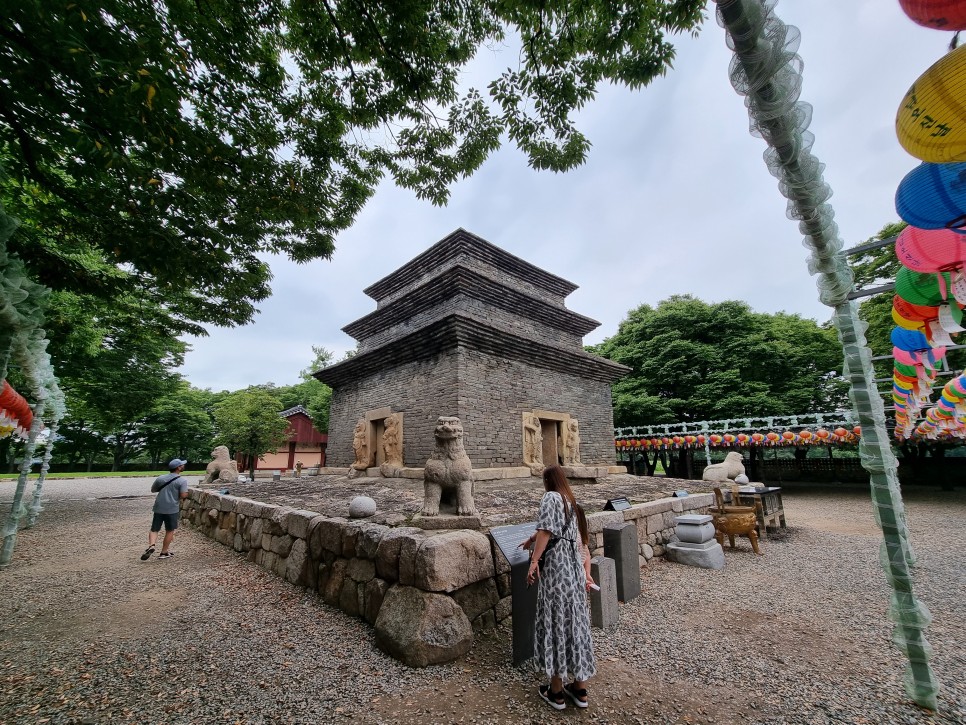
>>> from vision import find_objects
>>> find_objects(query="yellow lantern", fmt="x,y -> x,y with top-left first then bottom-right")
896,44 -> 966,163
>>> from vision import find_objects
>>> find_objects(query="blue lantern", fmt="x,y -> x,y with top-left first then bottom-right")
895,162 -> 966,231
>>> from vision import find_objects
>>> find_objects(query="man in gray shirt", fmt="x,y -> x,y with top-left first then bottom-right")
141,458 -> 190,561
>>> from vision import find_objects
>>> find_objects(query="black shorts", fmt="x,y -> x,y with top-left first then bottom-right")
150,512 -> 179,532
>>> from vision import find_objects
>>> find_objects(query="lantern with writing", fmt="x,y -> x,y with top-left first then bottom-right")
896,44 -> 966,163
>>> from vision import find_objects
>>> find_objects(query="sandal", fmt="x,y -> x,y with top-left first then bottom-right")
538,684 -> 566,711
157,551 -> 175,560
140,546 -> 155,561
564,682 -> 588,708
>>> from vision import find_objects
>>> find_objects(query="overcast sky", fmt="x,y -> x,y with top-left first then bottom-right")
176,1 -> 950,392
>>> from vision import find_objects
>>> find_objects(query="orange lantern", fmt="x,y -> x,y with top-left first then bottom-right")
815,428 -> 830,440
853,426 -> 862,436
751,433 -> 764,444
710,434 -> 722,445
799,430 -> 812,442
781,431 -> 795,442
735,433 -> 747,444
766,432 -> 780,444
834,427 -> 849,438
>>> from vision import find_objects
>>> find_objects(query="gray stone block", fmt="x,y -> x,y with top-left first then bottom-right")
590,556 -> 619,630
665,540 -> 725,570
603,522 -> 641,602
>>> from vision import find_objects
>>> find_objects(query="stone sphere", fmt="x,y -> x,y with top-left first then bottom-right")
348,496 -> 377,518
734,474 -> 750,484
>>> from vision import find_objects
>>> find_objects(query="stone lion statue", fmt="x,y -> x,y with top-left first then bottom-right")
701,451 -> 745,483
421,416 -> 477,516
203,445 -> 239,485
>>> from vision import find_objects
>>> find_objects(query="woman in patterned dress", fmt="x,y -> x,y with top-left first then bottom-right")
525,464 -> 597,710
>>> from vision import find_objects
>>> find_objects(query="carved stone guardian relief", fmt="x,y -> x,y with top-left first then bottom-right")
522,412 -> 544,475
563,418 -> 581,465
379,412 -> 404,477
350,418 -> 369,474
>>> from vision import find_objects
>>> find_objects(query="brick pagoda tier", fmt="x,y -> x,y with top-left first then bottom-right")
315,228 -> 629,476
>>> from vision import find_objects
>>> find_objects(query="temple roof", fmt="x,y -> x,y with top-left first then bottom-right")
362,228 -> 578,304
343,263 -> 599,343
315,313 -> 630,387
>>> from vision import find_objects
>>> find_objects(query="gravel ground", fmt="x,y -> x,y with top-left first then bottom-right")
0,477 -> 963,724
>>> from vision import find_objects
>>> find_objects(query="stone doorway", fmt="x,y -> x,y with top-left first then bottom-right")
541,419 -> 561,466
371,419 -> 386,467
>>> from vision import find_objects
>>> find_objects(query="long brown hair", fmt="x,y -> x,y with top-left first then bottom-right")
543,464 -> 578,524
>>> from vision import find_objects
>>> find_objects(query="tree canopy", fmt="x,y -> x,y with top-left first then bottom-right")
213,387 -> 290,480
591,295 -> 845,426
0,0 -> 705,334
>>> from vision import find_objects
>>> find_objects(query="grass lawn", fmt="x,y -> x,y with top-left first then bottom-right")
0,470 -> 206,480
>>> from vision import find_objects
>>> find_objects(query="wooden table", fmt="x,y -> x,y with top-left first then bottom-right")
725,486 -> 786,537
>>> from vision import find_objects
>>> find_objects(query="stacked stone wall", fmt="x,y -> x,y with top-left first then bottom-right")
359,294 -> 582,353
457,349 -> 617,467
181,488 -> 713,664
326,352 -> 460,468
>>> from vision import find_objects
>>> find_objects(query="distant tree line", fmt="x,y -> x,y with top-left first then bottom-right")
1,346 -> 336,473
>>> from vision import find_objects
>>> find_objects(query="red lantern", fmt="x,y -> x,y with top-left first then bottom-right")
672,436 -> 683,447
781,431 -> 795,442
751,433 -> 764,444
710,434 -> 722,445
899,0 -> 966,31
734,433 -> 746,444
697,435 -> 706,445
815,428 -> 830,440
799,430 -> 812,442
853,426 -> 862,436
834,427 -> 849,438
684,435 -> 696,446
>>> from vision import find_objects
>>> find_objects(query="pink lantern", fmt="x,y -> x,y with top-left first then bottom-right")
895,226 -> 966,273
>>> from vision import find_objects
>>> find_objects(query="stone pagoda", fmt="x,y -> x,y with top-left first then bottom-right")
315,228 -> 629,476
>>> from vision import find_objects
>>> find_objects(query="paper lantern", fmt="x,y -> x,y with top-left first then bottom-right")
710,434 -> 722,445
765,432 -> 780,443
890,326 -> 931,351
724,434 -> 736,444
895,268 -> 952,306
799,430 -> 812,442
781,431 -> 795,442
899,0 -> 966,30
750,433 -> 764,444
896,44 -> 966,163
734,433 -> 746,444
896,162 -> 966,231
893,295 -> 939,323
853,426 -> 862,436
834,427 -> 849,438
696,435 -> 706,445
896,226 -> 966,273
815,428 -> 830,440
